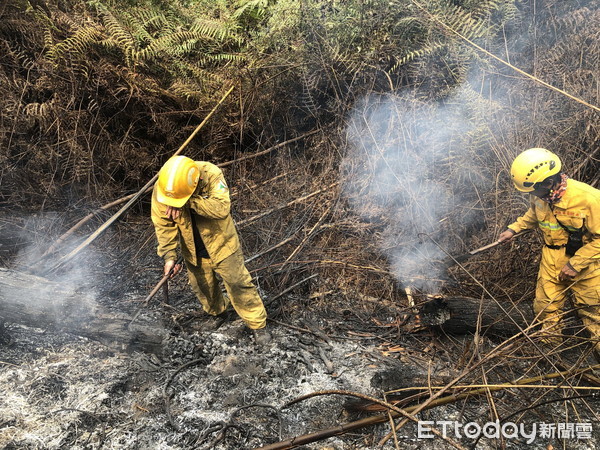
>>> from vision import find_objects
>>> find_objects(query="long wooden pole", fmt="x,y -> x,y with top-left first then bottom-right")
37,187 -> 153,260
218,129 -> 319,168
236,183 -> 339,228
36,132 -> 313,268
256,365 -> 600,449
44,86 -> 235,274
411,0 -> 600,113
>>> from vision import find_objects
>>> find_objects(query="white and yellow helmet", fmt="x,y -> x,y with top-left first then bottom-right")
156,155 -> 200,207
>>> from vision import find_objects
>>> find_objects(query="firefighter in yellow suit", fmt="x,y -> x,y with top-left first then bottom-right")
151,155 -> 270,345
499,148 -> 600,355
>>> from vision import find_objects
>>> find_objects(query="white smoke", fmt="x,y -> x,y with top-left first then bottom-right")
342,88 -> 494,292
10,213 -> 102,322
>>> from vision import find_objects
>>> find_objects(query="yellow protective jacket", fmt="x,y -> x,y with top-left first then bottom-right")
151,161 -> 240,265
508,179 -> 600,272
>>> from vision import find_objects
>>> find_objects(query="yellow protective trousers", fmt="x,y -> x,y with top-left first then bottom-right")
534,246 -> 600,349
185,247 -> 267,330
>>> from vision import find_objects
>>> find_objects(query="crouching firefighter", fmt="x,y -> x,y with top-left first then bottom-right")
498,148 -> 600,356
150,155 -> 271,345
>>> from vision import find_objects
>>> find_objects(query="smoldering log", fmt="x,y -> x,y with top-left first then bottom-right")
419,296 -> 533,336
0,268 -> 166,352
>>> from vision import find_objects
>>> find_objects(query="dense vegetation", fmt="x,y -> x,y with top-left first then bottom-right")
1,0 -> 599,311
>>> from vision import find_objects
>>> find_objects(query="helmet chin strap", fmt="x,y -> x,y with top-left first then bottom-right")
537,190 -> 552,202
544,173 -> 568,204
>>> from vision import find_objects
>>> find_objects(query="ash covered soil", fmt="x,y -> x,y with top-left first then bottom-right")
0,279 -> 441,450
0,299 -> 437,449
2,297 -> 599,449
1,214 -> 599,449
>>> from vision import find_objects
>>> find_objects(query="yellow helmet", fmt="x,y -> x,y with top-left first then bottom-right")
510,148 -> 561,192
156,155 -> 200,207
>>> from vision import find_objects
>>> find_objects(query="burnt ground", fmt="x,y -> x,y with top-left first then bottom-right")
1,212 -> 599,449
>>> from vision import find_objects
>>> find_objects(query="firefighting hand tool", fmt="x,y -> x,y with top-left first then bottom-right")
129,256 -> 183,327
453,230 -> 529,263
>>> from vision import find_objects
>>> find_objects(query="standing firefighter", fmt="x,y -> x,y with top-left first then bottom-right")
498,148 -> 600,356
151,155 -> 271,345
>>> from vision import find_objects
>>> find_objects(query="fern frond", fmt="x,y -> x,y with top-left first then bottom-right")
391,41 -> 447,71
472,0 -> 518,30
300,67 -> 320,116
97,7 -> 137,64
119,12 -> 155,46
171,58 -> 229,83
191,19 -> 241,43
553,6 -> 596,33
23,102 -> 51,118
129,7 -> 173,33
233,0 -> 271,20
134,31 -> 221,63
198,53 -> 245,66
169,81 -> 204,102
46,26 -> 103,62
442,3 -> 486,40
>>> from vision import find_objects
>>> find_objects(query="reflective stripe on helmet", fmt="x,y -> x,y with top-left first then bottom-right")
166,156 -> 187,193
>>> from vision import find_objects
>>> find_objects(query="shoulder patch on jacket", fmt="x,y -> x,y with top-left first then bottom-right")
217,178 -> 228,192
